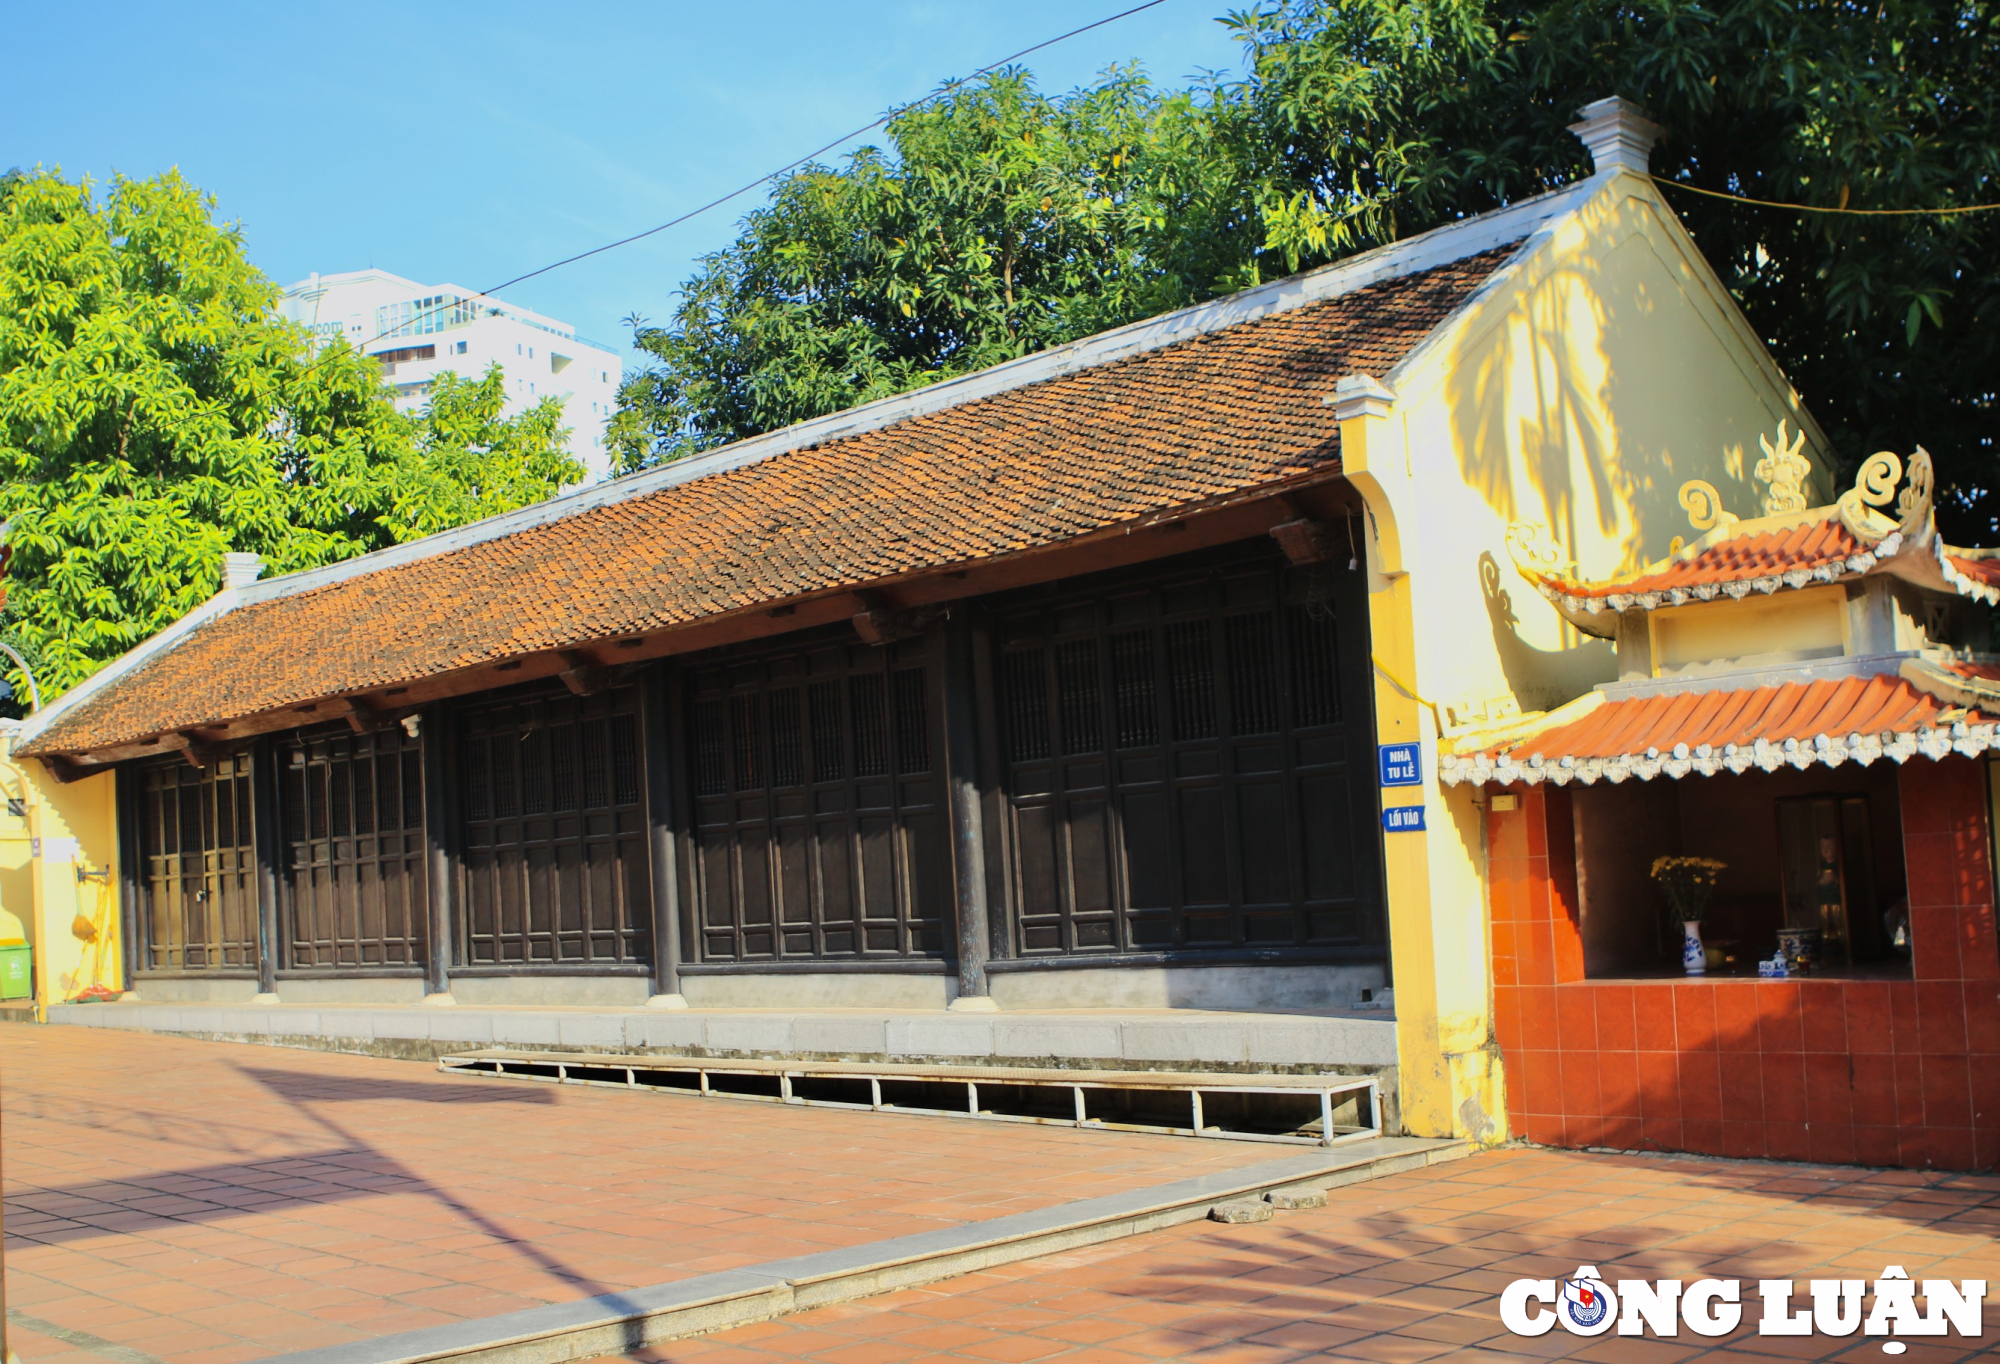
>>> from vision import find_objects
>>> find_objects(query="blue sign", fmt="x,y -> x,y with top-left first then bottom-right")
1378,742 -> 1423,787
1382,804 -> 1427,833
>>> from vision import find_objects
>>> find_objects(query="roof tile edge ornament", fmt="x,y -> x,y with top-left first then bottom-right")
1439,726 -> 1991,789
1504,521 -> 1579,602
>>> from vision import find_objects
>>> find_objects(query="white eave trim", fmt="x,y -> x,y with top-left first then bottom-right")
1537,541 -> 1888,617
1439,720 -> 1993,788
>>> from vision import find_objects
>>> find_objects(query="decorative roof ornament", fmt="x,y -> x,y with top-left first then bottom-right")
1898,446 -> 1934,524
1845,450 -> 1901,508
1505,521 -> 1573,581
1502,432 -> 1986,631
1677,480 -> 1738,535
1754,420 -> 1812,515
1835,446 -> 1935,543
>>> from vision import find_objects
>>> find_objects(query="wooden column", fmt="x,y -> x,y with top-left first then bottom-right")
249,737 -> 283,999
943,610 -> 995,1009
643,664 -> 686,1006
968,611 -> 1011,966
419,705 -> 455,1000
116,775 -> 144,997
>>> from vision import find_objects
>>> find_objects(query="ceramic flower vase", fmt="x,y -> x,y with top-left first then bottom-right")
1682,920 -> 1706,976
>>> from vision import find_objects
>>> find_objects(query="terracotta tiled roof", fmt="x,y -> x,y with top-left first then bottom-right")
21,248 -> 1515,759
1440,673 -> 1998,787
1946,553 -> 2000,589
1515,513 -> 1882,625
1563,518 -> 1863,603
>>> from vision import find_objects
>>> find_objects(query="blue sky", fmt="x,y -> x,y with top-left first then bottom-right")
4,1 -> 1245,366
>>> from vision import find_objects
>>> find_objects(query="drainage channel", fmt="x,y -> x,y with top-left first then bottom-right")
438,1049 -> 1381,1146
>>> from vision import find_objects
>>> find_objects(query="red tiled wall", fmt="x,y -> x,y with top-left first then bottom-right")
1491,757 -> 2000,1171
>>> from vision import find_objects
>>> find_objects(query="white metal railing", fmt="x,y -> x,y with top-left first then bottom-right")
438,1048 -> 1382,1147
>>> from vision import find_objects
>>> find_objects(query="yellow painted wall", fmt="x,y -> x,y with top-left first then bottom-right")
0,757 -> 30,953
1350,170 -> 1833,1142
1651,587 -> 1846,674
0,724 -> 123,1016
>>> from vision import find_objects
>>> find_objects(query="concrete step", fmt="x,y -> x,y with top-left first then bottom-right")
248,1137 -> 1469,1364
44,998 -> 1398,1074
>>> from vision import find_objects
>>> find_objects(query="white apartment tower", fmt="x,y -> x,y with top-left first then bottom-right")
279,270 -> 621,479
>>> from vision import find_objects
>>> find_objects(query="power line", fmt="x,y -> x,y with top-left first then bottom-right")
1653,175 -> 2000,217
483,0 -> 1170,297
305,0 -> 1172,374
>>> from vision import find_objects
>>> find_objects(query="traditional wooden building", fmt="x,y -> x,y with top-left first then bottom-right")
19,100 -> 1987,1164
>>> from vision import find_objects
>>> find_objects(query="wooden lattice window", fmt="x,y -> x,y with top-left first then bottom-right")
136,756 -> 259,972
686,639 -> 950,961
457,684 -> 650,965
280,728 -> 428,970
996,554 -> 1378,955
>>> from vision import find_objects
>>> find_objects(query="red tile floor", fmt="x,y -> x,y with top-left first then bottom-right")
603,1148 -> 2000,1364
0,1026 -> 1285,1364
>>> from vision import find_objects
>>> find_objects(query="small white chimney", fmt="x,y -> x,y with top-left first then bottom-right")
221,552 -> 263,592
1569,96 -> 1661,176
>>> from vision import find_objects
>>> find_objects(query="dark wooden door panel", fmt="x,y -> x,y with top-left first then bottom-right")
138,757 -> 258,972
457,684 -> 649,966
995,548 -> 1382,957
279,728 -> 427,970
685,638 -> 949,962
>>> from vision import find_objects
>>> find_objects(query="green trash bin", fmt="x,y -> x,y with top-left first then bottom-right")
0,943 -> 30,1000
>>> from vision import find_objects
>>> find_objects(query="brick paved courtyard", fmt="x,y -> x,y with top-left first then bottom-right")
608,1148 -> 2000,1364
5,1028 -> 1999,1364
0,1026 -> 1283,1364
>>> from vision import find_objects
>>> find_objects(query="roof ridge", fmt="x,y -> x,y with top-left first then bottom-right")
222,177 -> 1599,610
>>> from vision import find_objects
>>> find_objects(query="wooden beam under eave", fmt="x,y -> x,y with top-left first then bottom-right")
557,650 -> 613,697
177,733 -> 234,768
1269,517 -> 1346,567
37,754 -> 99,785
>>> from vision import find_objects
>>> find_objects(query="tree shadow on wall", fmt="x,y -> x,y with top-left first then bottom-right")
1480,549 -> 1612,715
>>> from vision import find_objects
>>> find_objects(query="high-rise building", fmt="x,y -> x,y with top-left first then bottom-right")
278,269 -> 622,479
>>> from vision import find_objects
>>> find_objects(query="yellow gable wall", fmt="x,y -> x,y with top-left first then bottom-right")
1344,172 -> 1832,1142
1396,177 -> 1833,720
0,727 -> 123,1014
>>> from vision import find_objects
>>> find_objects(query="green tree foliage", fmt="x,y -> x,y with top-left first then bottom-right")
615,2 -> 1998,535
1222,0 -> 2000,535
609,68 -> 1272,469
0,169 -> 584,702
